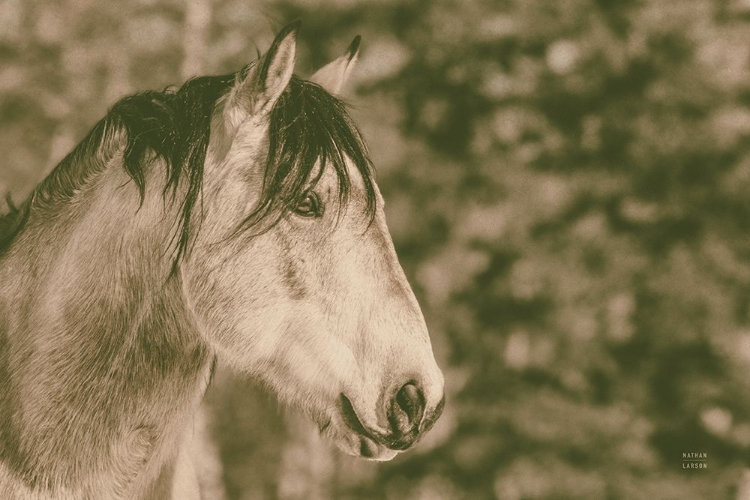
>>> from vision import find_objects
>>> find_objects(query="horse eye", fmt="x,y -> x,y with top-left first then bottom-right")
294,192 -> 323,218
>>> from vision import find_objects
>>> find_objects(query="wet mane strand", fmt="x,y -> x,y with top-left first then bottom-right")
0,70 -> 377,270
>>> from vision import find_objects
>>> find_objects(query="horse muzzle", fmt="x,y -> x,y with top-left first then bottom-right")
339,380 -> 445,454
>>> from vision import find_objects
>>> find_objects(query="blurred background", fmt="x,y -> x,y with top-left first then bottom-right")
2,0 -> 750,498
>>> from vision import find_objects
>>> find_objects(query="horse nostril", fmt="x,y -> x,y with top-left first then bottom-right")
396,383 -> 422,423
388,382 -> 425,438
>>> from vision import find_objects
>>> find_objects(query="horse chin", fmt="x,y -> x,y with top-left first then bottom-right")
317,414 -> 398,461
331,431 -> 399,462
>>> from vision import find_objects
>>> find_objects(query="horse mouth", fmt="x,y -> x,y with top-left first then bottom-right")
339,393 -> 378,441
338,393 -> 394,459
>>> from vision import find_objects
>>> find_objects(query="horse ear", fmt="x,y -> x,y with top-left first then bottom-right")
309,36 -> 361,95
226,21 -> 299,120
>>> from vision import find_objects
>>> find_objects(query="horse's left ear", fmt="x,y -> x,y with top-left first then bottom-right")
225,21 -> 299,122
254,21 -> 299,111
309,36 -> 361,95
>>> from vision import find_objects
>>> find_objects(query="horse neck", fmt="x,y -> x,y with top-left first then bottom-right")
0,153 -> 212,491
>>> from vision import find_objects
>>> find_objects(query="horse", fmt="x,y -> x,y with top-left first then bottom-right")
0,21 -> 445,500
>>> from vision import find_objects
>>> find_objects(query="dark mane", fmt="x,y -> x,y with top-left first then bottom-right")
244,74 -> 377,230
0,70 -> 377,272
0,72 -> 235,266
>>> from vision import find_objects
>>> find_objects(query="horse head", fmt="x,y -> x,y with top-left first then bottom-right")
181,23 -> 445,461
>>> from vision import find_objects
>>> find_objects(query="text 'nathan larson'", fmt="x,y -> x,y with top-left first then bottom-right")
682,452 -> 707,469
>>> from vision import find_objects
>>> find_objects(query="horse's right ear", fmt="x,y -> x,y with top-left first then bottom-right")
225,21 -> 299,125
309,35 -> 361,95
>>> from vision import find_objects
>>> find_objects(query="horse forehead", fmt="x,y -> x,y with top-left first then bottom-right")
319,156 -> 378,199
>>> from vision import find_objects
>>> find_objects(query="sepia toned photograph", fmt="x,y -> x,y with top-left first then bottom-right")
1,0 -> 748,499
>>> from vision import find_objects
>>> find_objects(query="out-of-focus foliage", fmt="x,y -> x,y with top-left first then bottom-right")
3,0 -> 750,498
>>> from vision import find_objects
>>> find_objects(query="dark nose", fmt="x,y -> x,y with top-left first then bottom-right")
386,382 -> 426,449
